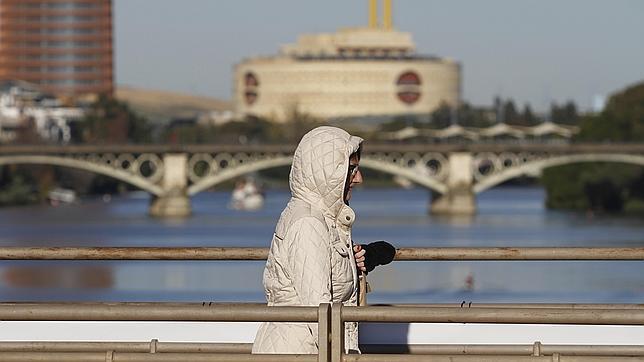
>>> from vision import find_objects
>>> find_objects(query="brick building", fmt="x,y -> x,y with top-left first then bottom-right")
0,0 -> 113,101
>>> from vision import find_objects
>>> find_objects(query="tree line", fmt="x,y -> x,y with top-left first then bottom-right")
542,81 -> 644,214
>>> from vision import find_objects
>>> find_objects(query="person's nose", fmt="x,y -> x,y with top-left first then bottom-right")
353,169 -> 363,185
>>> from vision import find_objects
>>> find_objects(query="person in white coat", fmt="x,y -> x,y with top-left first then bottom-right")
252,126 -> 366,354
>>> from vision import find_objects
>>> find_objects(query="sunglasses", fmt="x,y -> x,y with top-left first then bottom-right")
348,164 -> 360,178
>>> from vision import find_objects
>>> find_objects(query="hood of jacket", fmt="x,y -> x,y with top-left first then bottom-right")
289,126 -> 363,220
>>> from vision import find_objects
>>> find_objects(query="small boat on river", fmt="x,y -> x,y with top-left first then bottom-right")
229,178 -> 264,211
47,188 -> 77,206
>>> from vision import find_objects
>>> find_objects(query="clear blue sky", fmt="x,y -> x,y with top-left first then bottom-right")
115,0 -> 644,111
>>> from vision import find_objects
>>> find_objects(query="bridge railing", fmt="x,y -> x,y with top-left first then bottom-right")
1,247 -> 644,361
2,143 -> 644,154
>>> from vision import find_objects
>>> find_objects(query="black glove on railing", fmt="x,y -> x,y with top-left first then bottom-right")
363,240 -> 396,273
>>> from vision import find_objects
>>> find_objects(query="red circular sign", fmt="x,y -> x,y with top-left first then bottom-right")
396,71 -> 422,105
244,72 -> 259,105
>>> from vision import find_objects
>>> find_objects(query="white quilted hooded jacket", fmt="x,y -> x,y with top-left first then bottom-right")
252,126 -> 363,354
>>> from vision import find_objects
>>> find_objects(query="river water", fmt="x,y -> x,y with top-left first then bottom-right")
1,186 -> 643,303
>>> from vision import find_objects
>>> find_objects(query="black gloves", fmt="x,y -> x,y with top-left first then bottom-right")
362,240 -> 396,273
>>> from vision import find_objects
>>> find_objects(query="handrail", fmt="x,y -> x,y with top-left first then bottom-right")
362,343 -> 644,356
2,247 -> 644,260
1,341 -> 643,356
1,341 -> 644,357
342,356 -> 643,361
0,302 -> 318,322
2,303 -> 643,362
333,303 -> 644,361
384,303 -> 644,309
0,301 -> 644,310
0,341 -> 250,354
0,303 -> 331,362
0,352 -> 315,362
394,247 -> 644,260
340,305 -> 644,325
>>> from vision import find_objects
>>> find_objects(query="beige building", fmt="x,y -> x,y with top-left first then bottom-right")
234,0 -> 461,122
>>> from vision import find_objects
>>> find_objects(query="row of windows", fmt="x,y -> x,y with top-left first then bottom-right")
16,2 -> 99,9
14,28 -> 99,35
254,71 -> 391,83
244,92 -> 393,104
19,66 -> 99,73
18,16 -> 97,22
38,79 -> 101,86
18,54 -> 100,61
22,40 -> 101,48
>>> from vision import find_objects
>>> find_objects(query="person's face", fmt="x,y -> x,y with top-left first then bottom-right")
344,153 -> 363,203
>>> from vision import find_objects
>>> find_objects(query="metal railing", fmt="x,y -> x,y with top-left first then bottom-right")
1,302 -> 643,361
3,340 -> 644,356
0,303 -> 326,362
1,246 -> 643,361
334,303 -> 644,362
2,246 -> 644,260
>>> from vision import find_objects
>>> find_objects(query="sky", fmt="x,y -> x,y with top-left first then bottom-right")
114,0 -> 644,112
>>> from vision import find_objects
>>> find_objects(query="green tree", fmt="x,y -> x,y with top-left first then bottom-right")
0,174 -> 38,206
550,101 -> 579,125
502,100 -> 520,124
282,105 -> 323,143
456,102 -> 495,128
576,83 -> 644,141
79,95 -> 152,144
430,103 -> 452,128
543,81 -> 644,214
521,104 -> 539,126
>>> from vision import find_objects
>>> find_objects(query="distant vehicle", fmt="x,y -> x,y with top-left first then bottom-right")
229,178 -> 264,211
47,188 -> 76,206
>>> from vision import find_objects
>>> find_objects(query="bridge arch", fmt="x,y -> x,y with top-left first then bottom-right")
473,153 -> 644,194
188,156 -> 293,195
0,155 -> 164,196
187,156 -> 448,196
360,159 -> 447,194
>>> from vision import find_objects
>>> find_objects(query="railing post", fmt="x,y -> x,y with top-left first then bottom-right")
149,339 -> 158,353
331,302 -> 343,362
533,341 -> 542,356
318,303 -> 331,362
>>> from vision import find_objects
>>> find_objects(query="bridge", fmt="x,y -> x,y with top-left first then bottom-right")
1,143 -> 643,217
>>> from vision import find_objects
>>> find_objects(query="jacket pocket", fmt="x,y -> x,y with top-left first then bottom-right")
331,233 -> 349,257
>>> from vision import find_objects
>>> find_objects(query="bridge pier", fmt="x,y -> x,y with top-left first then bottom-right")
149,154 -> 191,218
431,152 -> 476,215
431,187 -> 476,215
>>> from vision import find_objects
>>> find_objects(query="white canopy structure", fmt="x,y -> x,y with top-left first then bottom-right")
476,123 -> 525,138
426,124 -> 479,140
382,126 -> 421,141
522,121 -> 580,138
380,122 -> 580,142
